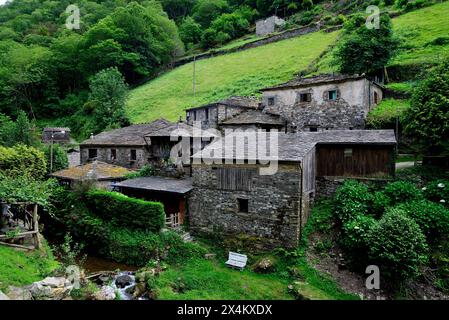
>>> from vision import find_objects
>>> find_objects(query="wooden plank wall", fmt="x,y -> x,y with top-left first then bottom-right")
217,167 -> 254,191
316,144 -> 394,177
302,146 -> 316,193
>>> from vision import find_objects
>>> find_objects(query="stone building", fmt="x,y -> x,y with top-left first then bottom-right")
42,127 -> 71,144
79,119 -> 171,169
188,130 -> 396,248
256,16 -> 286,36
260,74 -> 384,132
185,97 -> 260,130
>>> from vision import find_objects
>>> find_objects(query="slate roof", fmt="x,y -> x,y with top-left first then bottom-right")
50,161 -> 132,181
220,109 -> 285,126
261,73 -> 372,91
192,130 -> 396,162
114,177 -> 193,194
185,96 -> 260,111
145,122 -> 217,138
43,127 -> 71,132
80,119 -> 171,147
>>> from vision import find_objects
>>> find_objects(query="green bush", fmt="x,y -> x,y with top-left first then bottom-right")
370,191 -> 391,217
368,209 -> 428,282
44,144 -> 69,174
383,181 -> 423,205
335,180 -> 372,223
85,190 -> 165,232
422,180 -> 449,208
395,0 -> 409,8
0,144 -> 47,180
393,200 -> 449,241
342,215 -> 377,261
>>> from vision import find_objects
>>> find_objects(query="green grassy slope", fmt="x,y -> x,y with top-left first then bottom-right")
316,1 -> 449,73
390,1 -> 449,67
0,242 -> 58,291
126,30 -> 339,123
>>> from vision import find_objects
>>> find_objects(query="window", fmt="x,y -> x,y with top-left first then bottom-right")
186,111 -> 190,122
328,90 -> 337,101
193,110 -> 197,121
374,91 -> 379,104
110,149 -> 117,161
88,149 -> 97,160
309,126 -> 318,132
205,108 -> 209,121
268,97 -> 275,106
344,148 -> 353,158
238,198 -> 249,213
299,93 -> 311,103
130,149 -> 137,161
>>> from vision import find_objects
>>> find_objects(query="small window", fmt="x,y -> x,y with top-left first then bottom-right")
130,149 -> 137,161
205,108 -> 209,121
186,111 -> 190,122
299,93 -> 311,103
268,97 -> 275,106
238,198 -> 249,213
344,148 -> 353,157
88,149 -> 97,160
193,110 -> 197,121
328,90 -> 337,101
309,126 -> 318,132
110,149 -> 117,161
374,91 -> 379,104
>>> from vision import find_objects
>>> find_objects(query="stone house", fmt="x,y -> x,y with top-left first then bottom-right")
260,74 -> 384,132
185,97 -> 260,130
42,127 -> 71,144
188,130 -> 396,248
79,119 -> 171,169
256,16 -> 286,36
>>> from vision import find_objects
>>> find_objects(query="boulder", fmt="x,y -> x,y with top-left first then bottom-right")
253,257 -> 274,273
40,277 -> 68,288
28,277 -> 73,300
93,286 -> 116,301
0,290 -> 10,300
7,286 -> 32,300
115,274 -> 133,288
135,270 -> 156,283
133,283 -> 147,299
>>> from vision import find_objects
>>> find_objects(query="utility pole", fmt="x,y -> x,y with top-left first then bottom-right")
193,55 -> 197,106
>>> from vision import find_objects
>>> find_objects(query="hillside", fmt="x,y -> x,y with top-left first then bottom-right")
126,30 -> 339,123
127,1 -> 449,123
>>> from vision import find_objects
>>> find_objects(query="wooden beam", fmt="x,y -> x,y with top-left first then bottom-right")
0,241 -> 34,251
0,230 -> 38,239
33,204 -> 41,249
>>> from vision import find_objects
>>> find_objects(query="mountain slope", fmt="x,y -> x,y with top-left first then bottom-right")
126,30 -> 339,123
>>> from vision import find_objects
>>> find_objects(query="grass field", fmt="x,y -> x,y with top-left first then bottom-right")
0,242 -> 58,291
126,30 -> 339,123
391,1 -> 449,67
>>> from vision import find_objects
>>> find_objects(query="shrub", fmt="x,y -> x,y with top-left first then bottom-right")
395,0 -> 409,9
0,144 -> 47,180
384,0 -> 395,5
368,209 -> 428,282
422,180 -> 449,207
370,191 -> 391,217
393,200 -> 449,241
44,144 -> 69,174
342,215 -> 377,258
383,181 -> 423,205
335,180 -> 372,223
85,190 -> 165,232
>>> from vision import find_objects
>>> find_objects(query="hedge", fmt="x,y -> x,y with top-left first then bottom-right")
85,190 -> 165,233
0,144 -> 47,180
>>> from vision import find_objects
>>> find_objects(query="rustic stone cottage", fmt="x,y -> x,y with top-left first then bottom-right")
42,127 -> 71,144
185,97 -> 260,130
260,74 -> 384,132
188,130 -> 396,248
79,119 -> 171,169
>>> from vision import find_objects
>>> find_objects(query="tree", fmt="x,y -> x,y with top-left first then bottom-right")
160,0 -> 198,21
44,144 -> 69,174
192,0 -> 230,28
404,61 -> 449,155
179,16 -> 203,47
333,14 -> 399,75
87,67 -> 130,133
0,113 -> 16,147
14,110 -> 40,147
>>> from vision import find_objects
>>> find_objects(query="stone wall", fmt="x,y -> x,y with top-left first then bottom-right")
262,78 -> 383,131
186,104 -> 253,131
189,163 -> 303,248
80,146 -> 149,169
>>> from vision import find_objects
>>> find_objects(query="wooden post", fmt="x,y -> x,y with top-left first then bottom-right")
33,204 -> 41,249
